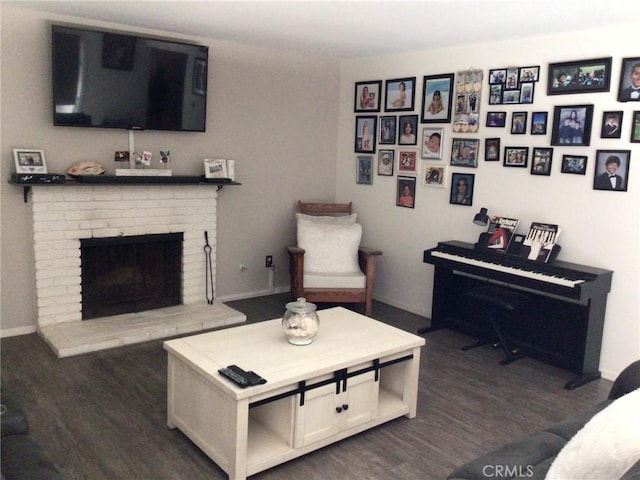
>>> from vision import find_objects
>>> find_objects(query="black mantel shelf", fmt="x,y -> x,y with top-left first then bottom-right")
9,175 -> 241,202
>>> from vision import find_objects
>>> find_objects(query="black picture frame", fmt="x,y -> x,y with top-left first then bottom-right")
531,111 -> 548,135
520,82 -> 535,104
631,111 -> 640,143
519,66 -> 540,82
398,115 -> 418,145
547,57 -> 612,95
385,77 -> 416,112
531,148 -> 553,176
421,73 -> 454,123
617,57 -> 640,102
489,84 -> 503,105
354,116 -> 377,153
485,138 -> 500,162
354,80 -> 382,112
450,138 -> 479,168
550,104 -> 594,146
593,150 -> 631,191
449,173 -> 475,206
487,66 -> 538,105
486,111 -> 506,127
561,154 -> 587,175
600,111 -> 623,139
396,175 -> 416,208
379,116 -> 397,145
511,111 -> 528,134
504,147 -> 528,168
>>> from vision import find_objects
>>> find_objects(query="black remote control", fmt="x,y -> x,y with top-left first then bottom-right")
218,365 -> 267,388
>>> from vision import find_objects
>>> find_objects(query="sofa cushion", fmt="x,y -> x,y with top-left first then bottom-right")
546,388 -> 640,480
297,218 -> 362,274
544,399 -> 612,441
1,388 -> 29,437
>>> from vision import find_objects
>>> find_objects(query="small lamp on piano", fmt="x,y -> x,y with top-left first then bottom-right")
473,207 -> 489,226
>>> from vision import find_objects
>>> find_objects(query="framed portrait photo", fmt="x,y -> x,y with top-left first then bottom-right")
379,115 -> 397,145
450,173 -> 475,206
423,164 -> 447,188
561,154 -> 587,175
377,150 -> 394,176
511,111 -> 528,134
593,150 -> 630,191
486,111 -> 506,127
547,57 -> 612,95
450,138 -> 479,168
484,138 -> 500,162
631,111 -> 640,143
354,80 -> 382,112
421,73 -> 454,123
398,114 -> 418,145
13,148 -> 47,174
504,147 -> 528,168
550,104 -> 594,146
617,57 -> 640,102
531,111 -> 548,135
396,175 -> 416,208
600,111 -> 623,139
356,155 -> 373,185
385,77 -> 416,112
531,148 -> 553,176
421,127 -> 443,160
354,116 -> 377,153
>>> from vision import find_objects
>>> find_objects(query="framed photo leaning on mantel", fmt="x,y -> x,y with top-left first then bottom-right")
14,148 -> 47,174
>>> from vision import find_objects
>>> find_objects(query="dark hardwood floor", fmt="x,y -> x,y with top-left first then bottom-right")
1,294 -> 612,479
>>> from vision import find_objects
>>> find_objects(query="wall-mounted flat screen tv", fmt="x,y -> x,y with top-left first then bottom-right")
52,24 -> 208,132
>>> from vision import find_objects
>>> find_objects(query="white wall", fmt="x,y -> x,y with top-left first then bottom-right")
337,24 -> 639,379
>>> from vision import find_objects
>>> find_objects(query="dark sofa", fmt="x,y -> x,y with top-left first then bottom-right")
448,360 -> 640,480
1,383 -> 67,480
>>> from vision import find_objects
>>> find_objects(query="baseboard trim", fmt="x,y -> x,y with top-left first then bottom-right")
1,325 -> 37,338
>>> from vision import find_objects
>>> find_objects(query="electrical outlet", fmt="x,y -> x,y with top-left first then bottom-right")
265,255 -> 273,268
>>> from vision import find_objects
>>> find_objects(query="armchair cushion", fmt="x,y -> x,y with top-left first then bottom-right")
297,217 -> 362,273
304,271 -> 366,289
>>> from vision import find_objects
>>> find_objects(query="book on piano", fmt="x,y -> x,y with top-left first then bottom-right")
521,222 -> 561,263
485,216 -> 519,253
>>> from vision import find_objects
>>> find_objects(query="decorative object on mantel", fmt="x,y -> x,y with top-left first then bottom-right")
13,148 -> 47,174
204,158 -> 229,179
67,161 -> 105,177
453,69 -> 482,133
282,297 -> 320,345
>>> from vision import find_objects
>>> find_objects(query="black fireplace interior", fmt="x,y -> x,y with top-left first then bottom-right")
81,233 -> 183,320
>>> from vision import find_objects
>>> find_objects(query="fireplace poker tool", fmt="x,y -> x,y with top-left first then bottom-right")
204,231 -> 214,304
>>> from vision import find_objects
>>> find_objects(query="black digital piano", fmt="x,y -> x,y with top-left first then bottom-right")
422,240 -> 614,389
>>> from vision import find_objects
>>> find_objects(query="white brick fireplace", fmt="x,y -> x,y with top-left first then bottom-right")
30,183 -> 245,357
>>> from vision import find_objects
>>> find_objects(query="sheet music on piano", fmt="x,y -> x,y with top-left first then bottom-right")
520,222 -> 561,263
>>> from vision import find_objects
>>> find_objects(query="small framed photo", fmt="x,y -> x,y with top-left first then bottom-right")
377,150 -> 394,176
631,111 -> 640,143
396,175 -> 416,208
398,114 -> 418,145
531,111 -> 548,135
379,116 -> 397,144
13,149 -> 47,174
520,83 -> 535,104
561,154 -> 587,175
385,77 -> 416,112
550,104 -> 594,146
531,148 -> 553,176
547,57 -> 612,95
356,155 -> 373,185
504,147 -> 529,168
355,116 -> 377,153
511,111 -> 528,134
593,150 -> 630,191
600,111 -> 623,139
617,57 -> 640,102
485,138 -> 501,162
489,84 -> 503,105
450,173 -> 475,206
489,69 -> 506,84
450,138 -> 479,168
421,127 -> 443,160
354,80 -> 382,112
421,73 -> 454,123
505,68 -> 519,89
423,164 -> 447,188
398,150 -> 418,173
204,158 -> 227,178
486,111 -> 506,127
519,66 -> 540,82
502,90 -> 520,104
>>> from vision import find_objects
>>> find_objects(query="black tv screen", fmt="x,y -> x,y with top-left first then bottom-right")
52,24 -> 208,132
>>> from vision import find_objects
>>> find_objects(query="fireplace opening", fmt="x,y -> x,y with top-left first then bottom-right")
81,233 -> 183,320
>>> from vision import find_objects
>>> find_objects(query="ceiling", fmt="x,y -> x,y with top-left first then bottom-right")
14,0 -> 637,58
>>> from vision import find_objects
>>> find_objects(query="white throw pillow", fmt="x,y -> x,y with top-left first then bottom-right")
297,218 -> 362,273
296,213 -> 357,225
545,388 -> 640,480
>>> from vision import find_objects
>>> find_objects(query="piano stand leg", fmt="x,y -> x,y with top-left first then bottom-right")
499,348 -> 525,366
461,339 -> 490,351
565,371 -> 602,390
417,324 -> 444,335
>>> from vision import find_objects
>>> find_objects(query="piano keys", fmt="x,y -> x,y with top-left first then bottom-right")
421,240 -> 614,389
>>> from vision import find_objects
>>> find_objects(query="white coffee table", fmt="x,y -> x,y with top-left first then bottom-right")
164,307 -> 425,480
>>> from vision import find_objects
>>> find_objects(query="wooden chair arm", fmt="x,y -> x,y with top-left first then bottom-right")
286,245 -> 305,255
358,246 -> 383,258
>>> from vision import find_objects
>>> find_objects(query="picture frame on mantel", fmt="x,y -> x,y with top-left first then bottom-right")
14,148 -> 47,174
